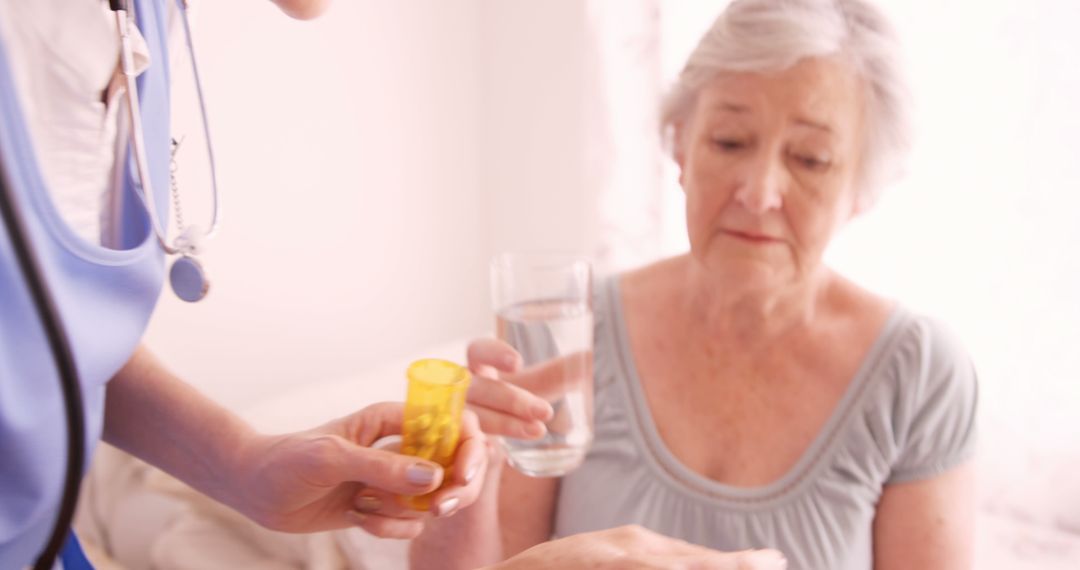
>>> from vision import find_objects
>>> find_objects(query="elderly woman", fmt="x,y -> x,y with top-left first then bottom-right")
408,0 -> 977,569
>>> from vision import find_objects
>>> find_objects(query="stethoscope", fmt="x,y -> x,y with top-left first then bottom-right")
0,1 -> 218,568
115,0 -> 220,303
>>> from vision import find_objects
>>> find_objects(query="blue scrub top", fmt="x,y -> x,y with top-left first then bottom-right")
0,0 -> 172,566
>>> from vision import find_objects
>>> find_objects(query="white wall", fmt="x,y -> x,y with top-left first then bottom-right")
478,0 -> 597,258
145,0 -> 599,409
826,0 -> 1080,445
147,0 -> 487,407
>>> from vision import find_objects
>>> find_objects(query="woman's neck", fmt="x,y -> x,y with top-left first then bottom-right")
680,256 -> 834,348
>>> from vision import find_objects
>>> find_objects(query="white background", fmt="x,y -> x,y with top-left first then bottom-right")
147,0 -> 600,408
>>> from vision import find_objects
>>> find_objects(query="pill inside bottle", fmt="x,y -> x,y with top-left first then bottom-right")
401,358 -> 471,510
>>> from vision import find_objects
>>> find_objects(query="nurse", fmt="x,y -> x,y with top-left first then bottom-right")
0,1 -> 782,569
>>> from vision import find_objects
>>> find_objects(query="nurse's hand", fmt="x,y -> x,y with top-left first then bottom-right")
226,401 -> 488,538
489,526 -> 788,570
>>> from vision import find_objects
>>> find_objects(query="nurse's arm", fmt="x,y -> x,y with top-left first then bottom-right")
101,344 -> 452,535
101,345 -> 261,509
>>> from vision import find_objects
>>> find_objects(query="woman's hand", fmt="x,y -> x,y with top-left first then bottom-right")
225,401 -> 489,539
489,526 -> 788,570
464,338 -> 555,439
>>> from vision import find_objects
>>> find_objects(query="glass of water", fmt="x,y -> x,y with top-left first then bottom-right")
490,252 -> 593,477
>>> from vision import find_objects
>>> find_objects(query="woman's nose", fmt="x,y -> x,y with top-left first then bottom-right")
734,154 -> 784,213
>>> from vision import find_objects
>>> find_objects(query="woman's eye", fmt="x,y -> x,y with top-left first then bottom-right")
793,154 -> 831,171
712,138 -> 746,151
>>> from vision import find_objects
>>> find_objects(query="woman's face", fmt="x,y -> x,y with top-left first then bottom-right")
677,57 -> 865,290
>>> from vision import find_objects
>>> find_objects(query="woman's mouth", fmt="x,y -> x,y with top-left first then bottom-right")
724,229 -> 781,244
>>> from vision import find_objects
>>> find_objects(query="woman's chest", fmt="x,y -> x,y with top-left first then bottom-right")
627,325 -> 870,487
556,418 -> 881,570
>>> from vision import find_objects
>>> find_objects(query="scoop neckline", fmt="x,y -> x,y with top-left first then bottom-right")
602,275 -> 908,510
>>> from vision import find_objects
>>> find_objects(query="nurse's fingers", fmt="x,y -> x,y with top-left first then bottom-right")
327,402 -> 451,495
328,437 -> 444,496
352,411 -> 489,519
340,401 -> 407,447
451,410 -> 488,485
343,510 -> 426,540
351,489 -> 426,519
419,411 -> 489,517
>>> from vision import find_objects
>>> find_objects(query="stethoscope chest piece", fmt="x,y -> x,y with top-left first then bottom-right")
169,255 -> 210,302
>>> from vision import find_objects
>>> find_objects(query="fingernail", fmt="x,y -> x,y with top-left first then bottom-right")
407,463 -> 438,486
345,510 -> 366,526
435,496 -> 460,517
355,495 -> 382,513
522,421 -> 546,438
464,464 -> 480,484
533,402 -> 554,420
744,550 -> 787,570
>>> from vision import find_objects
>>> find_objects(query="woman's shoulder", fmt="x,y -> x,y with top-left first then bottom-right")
830,274 -> 977,430
826,277 -> 979,482
873,301 -> 975,381
593,258 -> 681,340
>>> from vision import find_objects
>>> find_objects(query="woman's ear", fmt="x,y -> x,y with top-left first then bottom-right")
848,190 -> 871,220
671,122 -> 687,188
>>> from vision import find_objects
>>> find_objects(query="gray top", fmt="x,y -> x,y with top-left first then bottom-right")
553,277 -> 978,570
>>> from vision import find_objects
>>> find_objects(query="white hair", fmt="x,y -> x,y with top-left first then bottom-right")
661,0 -> 913,208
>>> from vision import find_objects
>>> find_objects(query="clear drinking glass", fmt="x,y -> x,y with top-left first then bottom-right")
490,253 -> 593,477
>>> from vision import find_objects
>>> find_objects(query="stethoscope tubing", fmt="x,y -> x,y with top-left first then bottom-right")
176,0 -> 220,240
116,0 -> 220,254
0,133 -> 87,570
